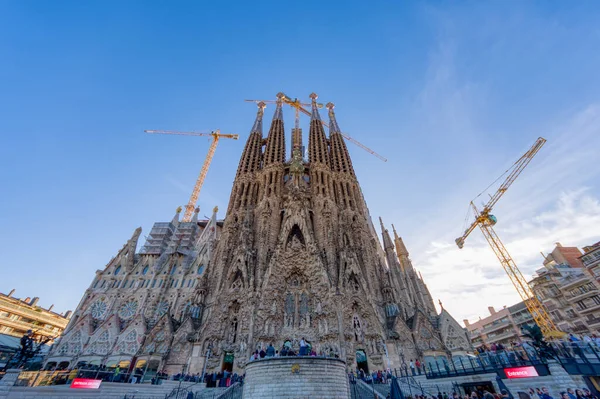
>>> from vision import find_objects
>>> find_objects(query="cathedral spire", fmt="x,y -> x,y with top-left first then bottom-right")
327,102 -> 355,175
379,217 -> 394,251
235,102 -> 265,176
392,224 -> 409,257
308,93 -> 329,166
172,206 -> 182,226
310,92 -> 322,121
263,93 -> 286,165
251,101 -> 265,134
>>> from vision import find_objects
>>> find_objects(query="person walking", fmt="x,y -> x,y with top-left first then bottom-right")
299,337 -> 308,356
266,343 -> 275,357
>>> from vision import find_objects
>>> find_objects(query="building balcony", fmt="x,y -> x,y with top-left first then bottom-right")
587,317 -> 600,327
578,303 -> 600,314
566,289 -> 599,303
0,301 -> 68,328
0,318 -> 59,338
561,275 -> 591,290
485,329 -> 518,344
483,320 -> 512,335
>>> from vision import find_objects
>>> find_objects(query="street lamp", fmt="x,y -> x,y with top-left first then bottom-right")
201,343 -> 213,382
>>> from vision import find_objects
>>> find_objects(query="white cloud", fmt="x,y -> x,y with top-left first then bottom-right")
416,189 -> 600,324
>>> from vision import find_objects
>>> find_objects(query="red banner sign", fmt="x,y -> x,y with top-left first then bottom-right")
504,366 -> 539,379
71,378 -> 102,389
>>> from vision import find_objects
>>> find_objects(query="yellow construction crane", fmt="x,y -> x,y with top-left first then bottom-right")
455,137 -> 560,337
145,129 -> 239,222
245,93 -> 388,162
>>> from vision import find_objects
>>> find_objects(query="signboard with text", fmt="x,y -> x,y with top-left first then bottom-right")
71,378 -> 102,389
504,366 -> 539,379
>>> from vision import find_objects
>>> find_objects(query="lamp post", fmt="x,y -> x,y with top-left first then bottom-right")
380,338 -> 391,370
201,343 -> 212,382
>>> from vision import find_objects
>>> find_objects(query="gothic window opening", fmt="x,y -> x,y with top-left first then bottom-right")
286,225 -> 305,250
230,269 -> 243,291
349,273 -> 360,292
115,266 -> 121,275
231,318 -> 238,343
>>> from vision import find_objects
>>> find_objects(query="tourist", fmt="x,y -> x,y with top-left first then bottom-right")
299,337 -> 308,356
576,390 -> 585,399
569,333 -> 580,343
266,343 -> 275,357
280,346 -> 288,356
410,359 -> 415,375
415,359 -> 422,375
259,347 -> 266,358
540,387 -> 554,399
568,388 -> 577,399
275,350 -> 280,357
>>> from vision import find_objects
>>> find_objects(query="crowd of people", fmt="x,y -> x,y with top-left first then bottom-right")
248,338 -> 341,361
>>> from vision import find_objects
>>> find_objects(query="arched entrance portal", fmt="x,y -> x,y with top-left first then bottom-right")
222,352 -> 234,372
356,349 -> 369,374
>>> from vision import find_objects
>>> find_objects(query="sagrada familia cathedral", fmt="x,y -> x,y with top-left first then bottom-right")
45,93 -> 471,375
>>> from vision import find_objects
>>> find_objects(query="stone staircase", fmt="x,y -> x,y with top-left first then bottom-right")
3,380 -> 230,399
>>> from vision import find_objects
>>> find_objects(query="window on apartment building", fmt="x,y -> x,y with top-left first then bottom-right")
551,311 -> 562,320
566,309 -> 577,318
577,301 -> 588,310
592,296 -> 600,305
549,286 -> 560,296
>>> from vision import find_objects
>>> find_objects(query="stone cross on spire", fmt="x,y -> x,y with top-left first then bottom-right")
309,92 -> 321,121
251,101 -> 266,133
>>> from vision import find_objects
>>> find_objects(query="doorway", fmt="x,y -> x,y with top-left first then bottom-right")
356,349 -> 369,374
222,352 -> 234,372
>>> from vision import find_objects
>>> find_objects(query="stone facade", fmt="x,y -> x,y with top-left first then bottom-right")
45,93 -> 471,375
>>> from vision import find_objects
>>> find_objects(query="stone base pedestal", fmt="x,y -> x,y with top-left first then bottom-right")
243,357 -> 349,399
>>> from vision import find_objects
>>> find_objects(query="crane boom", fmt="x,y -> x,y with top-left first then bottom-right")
144,129 -> 239,222
185,136 -> 220,221
456,137 -> 546,248
455,137 -> 557,337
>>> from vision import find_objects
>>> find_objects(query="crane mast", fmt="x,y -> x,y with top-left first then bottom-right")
456,137 -> 559,337
145,129 -> 239,222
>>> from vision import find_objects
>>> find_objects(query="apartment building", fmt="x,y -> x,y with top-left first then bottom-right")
464,302 -> 535,349
0,290 -> 71,344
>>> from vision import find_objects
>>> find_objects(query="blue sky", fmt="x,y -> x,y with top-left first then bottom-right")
1,1 -> 599,322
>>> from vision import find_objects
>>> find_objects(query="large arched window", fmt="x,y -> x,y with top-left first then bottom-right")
114,266 -> 122,276
197,264 -> 205,275
170,265 -> 177,275
142,266 -> 149,275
